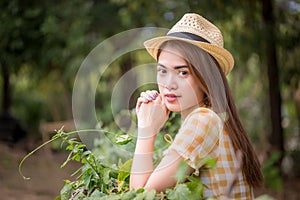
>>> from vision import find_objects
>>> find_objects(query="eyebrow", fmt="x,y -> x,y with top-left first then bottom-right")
157,63 -> 189,70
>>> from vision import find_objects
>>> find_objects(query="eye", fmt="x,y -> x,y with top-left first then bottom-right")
178,70 -> 189,77
157,68 -> 167,74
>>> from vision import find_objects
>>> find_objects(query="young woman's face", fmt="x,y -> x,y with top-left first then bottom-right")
157,45 -> 204,118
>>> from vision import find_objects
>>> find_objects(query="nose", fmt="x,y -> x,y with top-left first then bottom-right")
160,73 -> 178,91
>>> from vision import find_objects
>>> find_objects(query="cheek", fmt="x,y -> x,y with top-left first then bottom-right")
181,80 -> 196,93
182,81 -> 202,99
158,84 -> 163,93
157,76 -> 164,87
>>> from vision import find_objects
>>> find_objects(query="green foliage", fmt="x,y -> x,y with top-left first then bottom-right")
262,151 -> 283,191
166,184 -> 192,200
19,113 -> 275,200
166,161 -> 206,200
1,0 -> 299,157
3,0 -> 300,197
18,122 -> 214,199
54,132 -> 212,200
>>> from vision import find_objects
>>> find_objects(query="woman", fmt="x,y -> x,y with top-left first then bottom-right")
130,13 -> 263,199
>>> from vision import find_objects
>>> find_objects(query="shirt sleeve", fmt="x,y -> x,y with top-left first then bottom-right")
164,108 -> 223,173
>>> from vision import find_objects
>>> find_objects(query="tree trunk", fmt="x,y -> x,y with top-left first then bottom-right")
0,65 -> 26,142
261,0 -> 284,161
1,65 -> 11,114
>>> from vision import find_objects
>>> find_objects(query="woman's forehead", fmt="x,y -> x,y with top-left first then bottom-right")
158,48 -> 188,67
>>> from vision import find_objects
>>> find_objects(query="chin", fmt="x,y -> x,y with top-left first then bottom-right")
166,104 -> 182,113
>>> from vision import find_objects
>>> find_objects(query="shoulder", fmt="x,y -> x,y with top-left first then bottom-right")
176,107 -> 223,143
166,107 -> 223,170
182,107 -> 223,128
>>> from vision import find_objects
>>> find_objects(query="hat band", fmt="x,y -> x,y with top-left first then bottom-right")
167,32 -> 210,44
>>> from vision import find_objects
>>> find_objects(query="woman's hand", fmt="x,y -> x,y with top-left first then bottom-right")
130,90 -> 170,190
136,90 -> 170,135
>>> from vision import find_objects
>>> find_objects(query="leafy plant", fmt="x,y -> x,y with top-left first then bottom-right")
262,151 -> 283,191
18,122 -> 211,200
19,112 -> 274,199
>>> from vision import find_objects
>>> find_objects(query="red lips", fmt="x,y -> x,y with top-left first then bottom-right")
165,93 -> 179,103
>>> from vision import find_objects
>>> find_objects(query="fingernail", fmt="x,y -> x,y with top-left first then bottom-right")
146,96 -> 152,101
149,95 -> 155,100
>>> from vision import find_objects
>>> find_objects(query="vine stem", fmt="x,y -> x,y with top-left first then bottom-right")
18,135 -> 59,180
18,128 -> 115,180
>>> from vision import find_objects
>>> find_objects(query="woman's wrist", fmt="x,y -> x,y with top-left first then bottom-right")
133,127 -> 158,154
137,126 -> 159,139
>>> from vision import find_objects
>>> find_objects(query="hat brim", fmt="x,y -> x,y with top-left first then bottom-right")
144,36 -> 234,76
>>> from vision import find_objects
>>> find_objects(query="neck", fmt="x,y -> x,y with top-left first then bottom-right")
181,97 -> 208,120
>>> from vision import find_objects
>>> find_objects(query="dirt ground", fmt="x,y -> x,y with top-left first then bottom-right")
0,141 -> 80,200
0,141 -> 299,200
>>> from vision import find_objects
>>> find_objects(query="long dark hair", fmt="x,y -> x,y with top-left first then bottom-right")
157,40 -> 263,187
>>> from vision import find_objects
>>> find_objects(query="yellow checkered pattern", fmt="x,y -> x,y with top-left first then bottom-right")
164,108 -> 253,199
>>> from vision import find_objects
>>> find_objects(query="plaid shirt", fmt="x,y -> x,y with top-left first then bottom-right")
164,107 -> 253,199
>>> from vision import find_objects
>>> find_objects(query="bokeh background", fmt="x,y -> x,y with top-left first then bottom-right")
0,0 -> 299,199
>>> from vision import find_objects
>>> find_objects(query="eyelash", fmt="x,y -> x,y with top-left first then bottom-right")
179,71 -> 189,76
157,68 -> 189,77
157,68 -> 167,74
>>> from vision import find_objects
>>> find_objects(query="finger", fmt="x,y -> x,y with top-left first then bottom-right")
149,90 -> 159,99
153,93 -> 162,103
159,94 -> 170,115
140,92 -> 151,101
136,97 -> 146,113
141,90 -> 158,101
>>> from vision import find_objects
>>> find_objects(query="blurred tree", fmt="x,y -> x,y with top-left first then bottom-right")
276,0 -> 300,132
261,0 -> 284,160
0,0 -> 96,138
1,0 -> 299,167
0,0 -> 46,141
37,0 -> 93,120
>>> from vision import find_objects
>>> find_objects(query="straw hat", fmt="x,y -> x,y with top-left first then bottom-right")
144,13 -> 234,75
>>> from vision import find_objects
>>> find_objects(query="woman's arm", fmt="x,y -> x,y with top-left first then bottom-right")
130,138 -> 194,192
143,150 -> 194,192
129,127 -> 157,190
130,91 -> 193,191
130,91 -> 169,190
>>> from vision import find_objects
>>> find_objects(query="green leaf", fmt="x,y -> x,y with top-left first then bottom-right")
121,190 -> 136,200
82,150 -> 92,157
166,184 -> 192,200
103,168 -> 111,185
133,190 -> 155,200
83,173 -> 92,188
54,195 -> 61,200
144,189 -> 156,200
98,194 -> 120,200
174,161 -> 188,183
165,121 -> 172,127
77,143 -> 86,149
60,182 -> 73,200
202,157 -> 217,169
185,177 -> 203,198
118,159 -> 132,187
262,151 -> 282,191
66,144 -> 74,151
72,154 -> 81,162
84,190 -> 105,199
115,134 -> 133,145
136,188 -> 145,193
